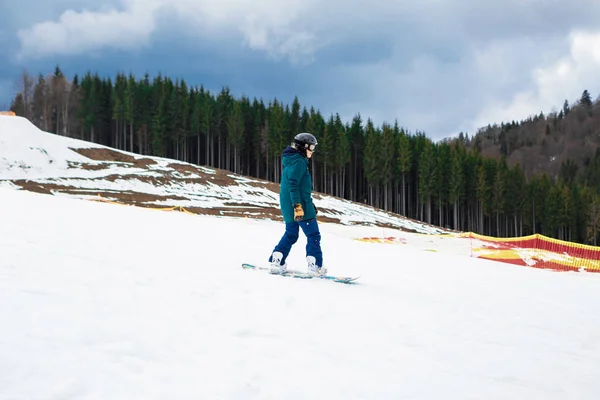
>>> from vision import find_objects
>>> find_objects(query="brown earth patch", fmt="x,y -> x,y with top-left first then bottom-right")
163,163 -> 248,189
118,174 -> 209,189
92,174 -> 122,182
96,191 -> 189,205
6,178 -> 445,231
67,161 -> 111,171
176,206 -> 280,218
237,177 -> 281,193
11,181 -> 55,195
203,168 -> 242,187
71,147 -> 157,168
132,158 -> 157,168
167,162 -> 206,176
9,180 -> 187,205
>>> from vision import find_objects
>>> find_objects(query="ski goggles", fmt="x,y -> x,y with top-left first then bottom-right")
306,144 -> 316,151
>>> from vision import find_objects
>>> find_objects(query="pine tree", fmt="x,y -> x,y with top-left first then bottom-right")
476,158 -> 496,234
267,99 -> 286,182
418,140 -> 436,224
112,72 -> 127,149
289,96 -> 301,137
51,66 -> 68,136
151,82 -> 168,157
320,114 -> 336,194
227,99 -> 245,174
587,193 -> 600,245
380,122 -> 397,211
510,164 -> 526,236
200,88 -> 214,167
179,79 -> 190,162
80,72 -> 99,142
562,99 -> 570,116
364,118 -> 380,206
335,114 -> 350,198
397,128 -> 411,216
559,159 -> 579,185
348,114 -> 364,202
448,143 -> 464,230
435,142 -> 451,228
492,157 -> 508,236
124,74 -> 137,152
581,89 -> 592,108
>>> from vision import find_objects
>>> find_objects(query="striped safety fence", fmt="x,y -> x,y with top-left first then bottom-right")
461,232 -> 600,273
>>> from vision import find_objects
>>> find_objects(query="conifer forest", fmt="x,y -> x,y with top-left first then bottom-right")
10,67 -> 600,245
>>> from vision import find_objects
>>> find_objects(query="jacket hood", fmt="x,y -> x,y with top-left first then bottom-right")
282,146 -> 305,166
282,146 -> 299,157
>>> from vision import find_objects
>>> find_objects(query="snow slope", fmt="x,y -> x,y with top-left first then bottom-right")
1,187 -> 600,399
1,115 -> 600,399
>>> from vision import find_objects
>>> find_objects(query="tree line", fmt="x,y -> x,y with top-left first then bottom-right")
9,66 -> 600,245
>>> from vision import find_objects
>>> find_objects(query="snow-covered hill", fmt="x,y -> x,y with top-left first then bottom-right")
0,115 -> 447,234
1,115 -> 600,399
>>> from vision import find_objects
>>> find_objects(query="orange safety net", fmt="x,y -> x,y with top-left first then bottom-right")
462,232 -> 600,273
354,237 -> 405,244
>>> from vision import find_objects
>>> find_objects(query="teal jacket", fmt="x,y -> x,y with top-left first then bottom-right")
279,146 -> 316,223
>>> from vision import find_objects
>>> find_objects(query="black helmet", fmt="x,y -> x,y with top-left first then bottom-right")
292,132 -> 318,153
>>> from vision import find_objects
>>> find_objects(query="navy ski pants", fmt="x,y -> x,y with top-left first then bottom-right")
270,218 -> 323,267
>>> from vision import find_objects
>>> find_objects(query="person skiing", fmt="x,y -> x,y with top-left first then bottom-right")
268,132 -> 326,276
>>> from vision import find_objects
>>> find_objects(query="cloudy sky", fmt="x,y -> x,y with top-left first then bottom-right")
1,0 -> 600,140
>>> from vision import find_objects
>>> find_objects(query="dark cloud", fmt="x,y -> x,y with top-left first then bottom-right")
2,0 -> 600,139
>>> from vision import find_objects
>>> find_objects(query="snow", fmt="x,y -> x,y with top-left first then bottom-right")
0,115 -> 104,179
1,115 -> 600,399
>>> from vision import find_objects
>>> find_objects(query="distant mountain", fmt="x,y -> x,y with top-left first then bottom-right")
457,90 -> 600,182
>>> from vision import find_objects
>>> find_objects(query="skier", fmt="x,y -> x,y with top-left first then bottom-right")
269,132 -> 326,276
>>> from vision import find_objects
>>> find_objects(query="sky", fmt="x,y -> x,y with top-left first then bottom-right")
2,0 -> 600,140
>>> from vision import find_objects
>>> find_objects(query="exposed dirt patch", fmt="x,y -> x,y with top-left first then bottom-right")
177,205 -> 282,219
164,163 -> 253,189
71,147 -> 157,168
240,178 -> 281,193
98,190 -> 189,205
7,177 -> 448,231
92,174 -> 122,182
117,174 -> 205,188
7,176 -> 290,221
11,180 -> 190,205
167,162 -> 206,176
11,181 -> 55,195
72,147 -> 137,163
206,169 -> 244,187
67,161 -> 111,171
136,158 -> 159,168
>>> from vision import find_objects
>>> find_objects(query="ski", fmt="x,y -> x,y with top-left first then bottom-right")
241,263 -> 360,284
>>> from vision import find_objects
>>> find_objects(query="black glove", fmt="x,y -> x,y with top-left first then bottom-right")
314,204 -> 318,215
